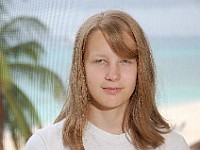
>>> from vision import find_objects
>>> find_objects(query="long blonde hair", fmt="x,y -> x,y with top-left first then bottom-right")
55,10 -> 170,150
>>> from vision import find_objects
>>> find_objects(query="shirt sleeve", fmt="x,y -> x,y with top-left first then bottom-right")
160,131 -> 190,150
178,135 -> 190,150
25,133 -> 47,150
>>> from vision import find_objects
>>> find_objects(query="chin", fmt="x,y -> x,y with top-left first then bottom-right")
90,99 -> 128,111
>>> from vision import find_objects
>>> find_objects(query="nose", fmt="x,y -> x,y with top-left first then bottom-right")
105,64 -> 120,81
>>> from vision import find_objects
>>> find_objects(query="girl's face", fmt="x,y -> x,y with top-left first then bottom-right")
84,30 -> 137,111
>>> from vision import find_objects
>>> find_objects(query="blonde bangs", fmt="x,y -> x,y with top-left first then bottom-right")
85,17 -> 138,59
101,18 -> 138,59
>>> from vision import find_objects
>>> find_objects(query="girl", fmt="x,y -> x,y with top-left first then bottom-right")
25,10 -> 189,150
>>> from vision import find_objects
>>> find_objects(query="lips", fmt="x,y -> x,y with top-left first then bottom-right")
102,87 -> 122,95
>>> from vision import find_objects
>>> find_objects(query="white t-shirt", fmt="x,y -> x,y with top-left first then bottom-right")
25,119 -> 190,150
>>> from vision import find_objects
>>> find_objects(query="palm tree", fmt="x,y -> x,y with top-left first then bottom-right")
0,2 -> 66,150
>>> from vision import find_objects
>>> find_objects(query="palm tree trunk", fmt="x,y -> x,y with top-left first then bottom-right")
0,93 -> 6,150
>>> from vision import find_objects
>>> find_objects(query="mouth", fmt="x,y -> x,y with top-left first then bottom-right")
102,87 -> 122,95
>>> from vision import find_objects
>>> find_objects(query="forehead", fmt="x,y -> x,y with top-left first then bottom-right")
84,31 -> 112,57
85,29 -> 137,59
85,30 -> 107,50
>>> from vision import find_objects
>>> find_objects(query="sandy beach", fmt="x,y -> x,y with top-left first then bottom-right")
3,101 -> 200,149
159,100 -> 200,146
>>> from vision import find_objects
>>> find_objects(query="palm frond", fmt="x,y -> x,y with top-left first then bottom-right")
0,3 -> 7,15
7,114 -> 21,150
1,76 -> 42,149
9,63 -> 66,99
0,16 -> 47,35
0,4 -> 51,149
0,52 -> 12,90
2,81 -> 42,141
12,16 -> 47,31
0,36 -> 9,50
2,89 -> 33,141
0,21 -> 19,38
9,82 -> 42,127
0,16 -> 47,45
2,40 -> 44,63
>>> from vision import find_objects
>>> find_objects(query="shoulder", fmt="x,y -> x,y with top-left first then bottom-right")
25,119 -> 67,150
158,131 -> 190,150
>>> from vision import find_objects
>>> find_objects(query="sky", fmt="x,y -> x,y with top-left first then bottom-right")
6,0 -> 200,39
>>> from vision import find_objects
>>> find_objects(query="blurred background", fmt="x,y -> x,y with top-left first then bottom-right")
0,0 -> 200,149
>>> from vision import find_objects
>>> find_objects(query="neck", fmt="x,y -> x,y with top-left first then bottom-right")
88,103 -> 128,135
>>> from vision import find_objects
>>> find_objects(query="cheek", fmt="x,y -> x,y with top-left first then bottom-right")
86,72 -> 102,88
124,70 -> 137,89
85,70 -> 101,99
85,67 -> 98,88
85,66 -> 103,81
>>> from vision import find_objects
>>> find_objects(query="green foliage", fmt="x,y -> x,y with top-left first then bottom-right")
0,2 -> 66,150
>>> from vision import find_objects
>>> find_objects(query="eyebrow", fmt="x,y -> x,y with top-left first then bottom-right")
90,53 -> 107,58
89,53 -> 136,60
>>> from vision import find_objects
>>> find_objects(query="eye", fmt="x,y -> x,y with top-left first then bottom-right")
95,59 -> 106,64
120,59 -> 131,64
